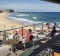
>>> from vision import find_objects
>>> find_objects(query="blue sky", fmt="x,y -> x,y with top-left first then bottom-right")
0,0 -> 60,12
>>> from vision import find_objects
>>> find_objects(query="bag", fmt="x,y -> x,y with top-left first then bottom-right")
29,35 -> 34,41
12,41 -> 25,53
15,41 -> 24,50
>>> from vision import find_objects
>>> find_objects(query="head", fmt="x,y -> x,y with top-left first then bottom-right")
13,30 -> 18,35
46,23 -> 49,25
19,41 -> 22,44
54,22 -> 56,26
53,26 -> 56,30
28,29 -> 32,34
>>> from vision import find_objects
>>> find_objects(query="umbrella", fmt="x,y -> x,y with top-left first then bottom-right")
17,29 -> 28,37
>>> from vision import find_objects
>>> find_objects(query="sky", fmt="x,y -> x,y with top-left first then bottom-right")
0,0 -> 60,12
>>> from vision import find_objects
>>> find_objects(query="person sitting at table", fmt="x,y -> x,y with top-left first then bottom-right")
53,22 -> 58,29
25,29 -> 34,43
25,29 -> 34,48
13,30 -> 18,40
44,23 -> 51,32
15,41 -> 25,51
46,26 -> 57,40
44,23 -> 51,36
12,41 -> 25,55
50,26 -> 57,39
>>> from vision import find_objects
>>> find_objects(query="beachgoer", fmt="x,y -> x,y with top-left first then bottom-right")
25,29 -> 33,43
50,26 -> 57,37
45,23 -> 50,31
13,30 -> 18,40
44,23 -> 51,35
12,41 -> 25,54
15,41 -> 25,50
25,29 -> 34,48
47,26 -> 57,40
53,22 -> 58,29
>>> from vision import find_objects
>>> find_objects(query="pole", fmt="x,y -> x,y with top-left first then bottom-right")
42,22 -> 43,30
41,22 -> 43,34
22,22 -> 23,37
33,24 -> 35,32
3,24 -> 6,42
22,27 -> 23,37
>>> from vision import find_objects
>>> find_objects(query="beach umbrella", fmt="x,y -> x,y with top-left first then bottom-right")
17,29 -> 28,37
41,0 -> 60,4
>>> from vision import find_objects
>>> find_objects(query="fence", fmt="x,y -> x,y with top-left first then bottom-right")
0,22 -> 54,41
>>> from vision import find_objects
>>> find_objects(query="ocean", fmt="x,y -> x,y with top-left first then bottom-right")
8,12 -> 60,25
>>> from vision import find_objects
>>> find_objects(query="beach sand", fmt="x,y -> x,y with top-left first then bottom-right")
0,12 -> 23,31
0,12 -> 23,40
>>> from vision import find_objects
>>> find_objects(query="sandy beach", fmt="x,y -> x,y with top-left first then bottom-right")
0,12 -> 24,40
0,12 -> 23,31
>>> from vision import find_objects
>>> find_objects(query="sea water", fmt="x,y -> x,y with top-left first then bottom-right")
7,12 -> 60,26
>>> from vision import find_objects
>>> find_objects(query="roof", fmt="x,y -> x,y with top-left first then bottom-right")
41,0 -> 60,4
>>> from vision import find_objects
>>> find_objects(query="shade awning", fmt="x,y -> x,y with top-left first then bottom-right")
41,0 -> 60,4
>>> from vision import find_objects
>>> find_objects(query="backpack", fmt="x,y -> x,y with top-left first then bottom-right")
15,43 -> 24,50
29,35 -> 34,41
12,41 -> 24,53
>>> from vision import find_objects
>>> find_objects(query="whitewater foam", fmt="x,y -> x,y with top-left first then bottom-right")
32,17 -> 37,19
8,16 -> 42,24
16,14 -> 29,17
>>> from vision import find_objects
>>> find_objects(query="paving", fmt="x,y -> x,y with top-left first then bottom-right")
20,34 -> 60,56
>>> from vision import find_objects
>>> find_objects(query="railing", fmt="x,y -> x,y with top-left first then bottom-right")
0,23 -> 43,41
0,22 -> 56,42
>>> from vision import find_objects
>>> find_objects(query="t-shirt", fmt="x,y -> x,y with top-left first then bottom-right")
44,25 -> 50,32
45,25 -> 50,29
51,29 -> 56,36
51,30 -> 56,34
26,33 -> 32,43
13,33 -> 18,39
